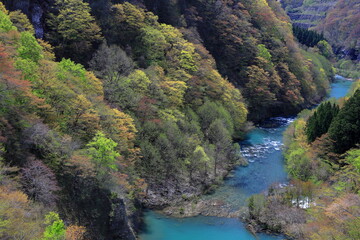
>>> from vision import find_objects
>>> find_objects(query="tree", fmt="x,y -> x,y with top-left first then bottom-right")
89,42 -> 134,80
245,65 -> 276,108
345,149 -> 360,173
329,90 -> 360,153
23,123 -> 73,169
0,7 -> 16,32
186,145 -> 211,179
65,225 -> 86,240
86,131 -> 120,175
0,44 -> 32,113
305,102 -> 339,143
46,0 -> 103,64
100,108 -> 137,153
207,119 -> 232,177
17,31 -> 43,63
197,101 -> 234,135
292,25 -> 325,47
21,159 -> 60,206
43,212 -> 65,240
68,94 -> 100,141
9,10 -> 34,33
137,26 -> 169,66
0,157 -> 44,239
316,40 -> 334,59
276,62 -> 304,105
257,44 -> 272,63
104,3 -> 155,45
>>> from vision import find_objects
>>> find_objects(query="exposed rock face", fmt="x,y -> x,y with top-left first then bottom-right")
143,166 -> 234,208
109,198 -> 137,240
58,171 -> 139,240
2,0 -> 54,38
162,197 -> 246,219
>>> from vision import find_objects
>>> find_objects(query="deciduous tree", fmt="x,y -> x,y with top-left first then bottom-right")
46,0 -> 103,64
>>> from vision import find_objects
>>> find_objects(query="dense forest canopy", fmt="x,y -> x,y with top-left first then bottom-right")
270,86 -> 360,239
0,0 -> 357,239
315,0 -> 360,59
281,0 -> 360,78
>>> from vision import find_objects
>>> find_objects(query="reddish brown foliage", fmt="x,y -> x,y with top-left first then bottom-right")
65,225 -> 86,240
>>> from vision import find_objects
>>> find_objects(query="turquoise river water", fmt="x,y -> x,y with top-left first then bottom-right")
139,75 -> 353,240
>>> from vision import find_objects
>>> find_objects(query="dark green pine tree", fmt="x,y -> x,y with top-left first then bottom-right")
328,90 -> 360,153
293,25 -> 325,47
306,102 -> 339,142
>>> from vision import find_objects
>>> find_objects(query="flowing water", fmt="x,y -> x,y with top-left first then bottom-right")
329,75 -> 353,99
139,75 -> 353,240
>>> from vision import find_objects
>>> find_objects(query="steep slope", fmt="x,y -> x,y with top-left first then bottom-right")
140,0 -> 333,120
315,0 -> 360,60
0,1 -> 338,239
281,0 -> 338,29
244,79 -> 360,239
282,0 -> 360,77
0,2 -> 249,238
2,0 -> 334,121
0,4 -> 139,239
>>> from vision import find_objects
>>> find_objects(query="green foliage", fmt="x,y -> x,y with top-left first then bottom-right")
103,0 -> 335,121
17,31 -> 43,63
345,217 -> 360,240
245,65 -> 276,109
305,102 -> 339,142
316,40 -> 334,59
58,58 -> 86,81
257,44 -> 272,62
329,90 -> 360,153
248,194 -> 266,219
43,212 -> 65,240
46,0 -> 103,63
0,5 -> 137,239
346,149 -> 360,173
284,118 -> 314,180
286,146 -> 312,180
138,26 -> 169,66
197,101 -> 234,135
9,10 -> 34,33
293,25 -> 325,47
128,70 -> 151,94
86,131 -> 120,173
0,8 -> 16,32
302,49 -> 333,97
15,58 -> 39,83
193,146 -> 210,165
335,59 -> 360,80
85,3 -> 247,201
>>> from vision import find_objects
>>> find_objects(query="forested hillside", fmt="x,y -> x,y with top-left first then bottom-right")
246,82 -> 360,239
282,0 -> 360,78
315,0 -> 360,60
315,0 -> 360,78
0,0 -> 337,239
281,0 -> 338,29
140,0 -> 333,120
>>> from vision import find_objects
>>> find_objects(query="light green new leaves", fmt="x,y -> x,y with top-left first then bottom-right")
86,131 -> 120,172
42,212 -> 65,240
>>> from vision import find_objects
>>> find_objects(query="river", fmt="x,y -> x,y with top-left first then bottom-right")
139,75 -> 353,240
